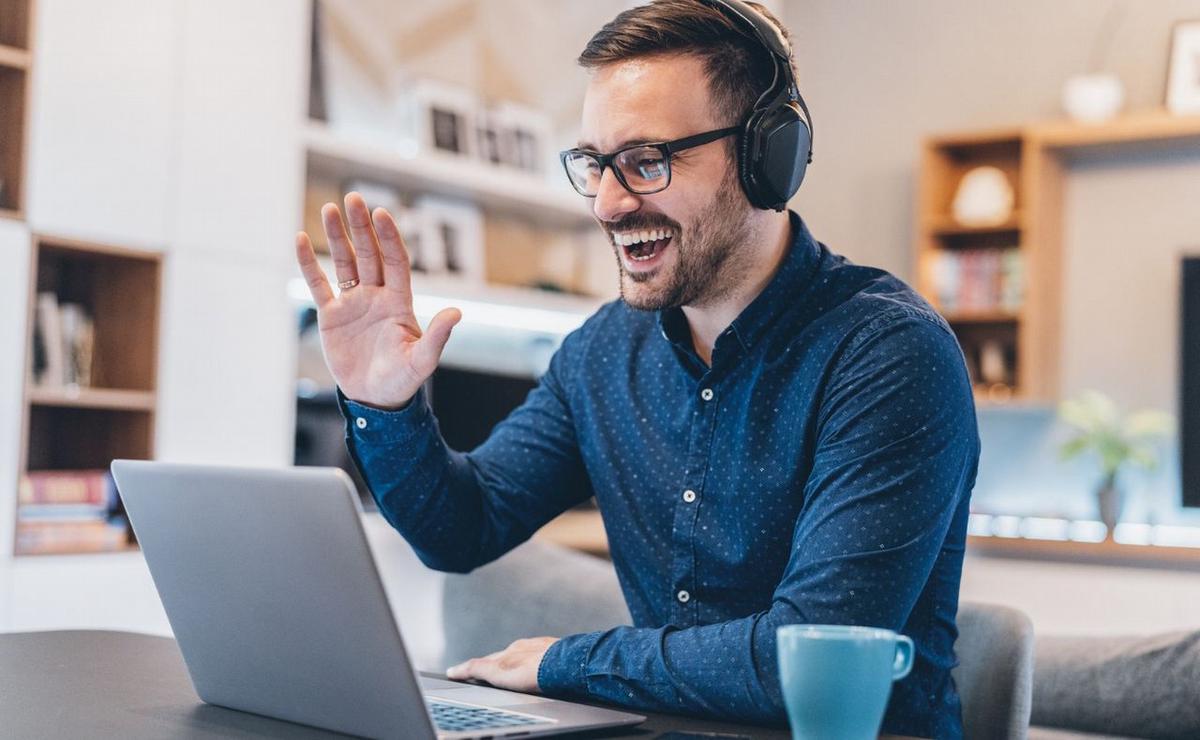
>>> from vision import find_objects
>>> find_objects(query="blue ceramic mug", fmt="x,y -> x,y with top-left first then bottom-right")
776,624 -> 915,740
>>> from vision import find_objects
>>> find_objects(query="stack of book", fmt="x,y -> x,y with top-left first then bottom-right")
929,248 -> 1024,315
16,470 -> 130,555
31,292 -> 95,388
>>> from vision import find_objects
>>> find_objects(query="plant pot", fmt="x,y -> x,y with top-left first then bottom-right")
1096,474 -> 1124,541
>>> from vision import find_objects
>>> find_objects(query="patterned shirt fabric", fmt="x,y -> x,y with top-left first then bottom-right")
339,212 -> 979,738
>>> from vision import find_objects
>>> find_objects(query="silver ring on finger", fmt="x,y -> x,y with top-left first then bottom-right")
337,278 -> 360,290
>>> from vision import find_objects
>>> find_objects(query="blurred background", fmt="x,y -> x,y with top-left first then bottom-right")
2,0 -> 1200,670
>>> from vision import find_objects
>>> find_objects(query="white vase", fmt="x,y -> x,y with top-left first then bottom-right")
1062,74 -> 1124,123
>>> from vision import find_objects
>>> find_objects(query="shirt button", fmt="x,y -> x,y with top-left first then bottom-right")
677,590 -> 690,603
355,417 -> 368,429
682,489 -> 697,503
700,388 -> 714,401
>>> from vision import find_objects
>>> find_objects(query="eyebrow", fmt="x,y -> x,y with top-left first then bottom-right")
575,135 -> 669,152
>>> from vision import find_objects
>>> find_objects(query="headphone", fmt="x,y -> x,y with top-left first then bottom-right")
699,0 -> 813,211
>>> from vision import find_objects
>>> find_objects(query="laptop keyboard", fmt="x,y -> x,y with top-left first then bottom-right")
428,699 -> 550,733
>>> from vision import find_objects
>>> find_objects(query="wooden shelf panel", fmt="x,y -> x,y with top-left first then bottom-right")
535,508 -> 609,557
28,386 -> 156,412
535,509 -> 1200,571
968,533 -> 1200,570
305,121 -> 592,230
1031,110 -> 1200,150
0,43 -> 29,69
923,213 -> 1022,237
943,310 -> 1021,324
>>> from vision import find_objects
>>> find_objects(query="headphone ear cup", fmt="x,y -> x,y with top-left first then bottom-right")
737,109 -> 769,209
745,103 -> 809,211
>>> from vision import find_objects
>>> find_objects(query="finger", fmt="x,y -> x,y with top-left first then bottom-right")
343,192 -> 384,286
412,307 -> 462,376
371,207 -> 414,299
294,232 -> 335,307
321,202 -> 359,287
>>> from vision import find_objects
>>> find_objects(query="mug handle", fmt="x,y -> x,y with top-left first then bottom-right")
892,635 -> 915,681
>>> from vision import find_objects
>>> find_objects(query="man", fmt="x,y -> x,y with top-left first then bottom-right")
294,1 -> 979,736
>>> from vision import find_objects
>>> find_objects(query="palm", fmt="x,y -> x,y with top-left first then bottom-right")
295,193 -> 460,410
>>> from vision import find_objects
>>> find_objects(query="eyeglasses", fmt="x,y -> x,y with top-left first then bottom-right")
560,125 -> 740,197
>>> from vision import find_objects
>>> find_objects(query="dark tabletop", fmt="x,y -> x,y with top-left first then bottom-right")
0,630 -> 789,739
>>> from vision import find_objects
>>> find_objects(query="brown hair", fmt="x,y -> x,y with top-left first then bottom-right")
578,0 -> 795,129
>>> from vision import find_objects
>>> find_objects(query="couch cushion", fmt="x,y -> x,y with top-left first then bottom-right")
1032,630 -> 1200,739
441,540 -> 630,667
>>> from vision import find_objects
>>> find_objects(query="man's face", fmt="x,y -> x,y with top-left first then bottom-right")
579,54 -> 755,311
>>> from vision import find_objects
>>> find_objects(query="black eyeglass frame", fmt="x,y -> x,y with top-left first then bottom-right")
559,125 -> 741,197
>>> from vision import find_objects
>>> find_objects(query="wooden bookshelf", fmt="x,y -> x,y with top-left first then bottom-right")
0,0 -> 32,217
916,110 -> 1200,405
14,235 -> 162,556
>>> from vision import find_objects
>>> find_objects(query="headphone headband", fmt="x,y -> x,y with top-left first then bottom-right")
697,0 -> 814,210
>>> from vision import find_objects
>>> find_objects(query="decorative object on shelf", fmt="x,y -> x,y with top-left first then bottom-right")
396,79 -> 479,158
1062,3 -> 1126,123
1058,390 -> 1174,540
1166,19 -> 1200,115
951,166 -> 1014,227
1062,75 -> 1125,123
32,292 -> 95,389
414,195 -> 485,283
487,101 -> 552,174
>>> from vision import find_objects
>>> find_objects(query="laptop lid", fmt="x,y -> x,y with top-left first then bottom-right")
111,460 -> 436,739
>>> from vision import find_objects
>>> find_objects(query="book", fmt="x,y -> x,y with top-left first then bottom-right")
15,520 -> 130,555
19,469 -> 114,506
34,292 -> 65,386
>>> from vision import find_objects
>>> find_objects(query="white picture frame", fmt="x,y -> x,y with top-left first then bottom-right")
489,102 -> 553,174
1166,20 -> 1200,115
395,80 -> 479,158
414,195 -> 485,283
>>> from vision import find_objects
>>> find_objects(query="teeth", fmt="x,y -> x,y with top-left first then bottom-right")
611,229 -> 673,247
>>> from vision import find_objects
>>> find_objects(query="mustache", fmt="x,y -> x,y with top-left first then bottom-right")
603,215 -> 682,236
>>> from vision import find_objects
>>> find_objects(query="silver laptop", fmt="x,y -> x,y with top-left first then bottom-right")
110,460 -> 644,739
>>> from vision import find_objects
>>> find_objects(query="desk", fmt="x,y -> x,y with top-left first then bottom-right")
0,630 -> 790,739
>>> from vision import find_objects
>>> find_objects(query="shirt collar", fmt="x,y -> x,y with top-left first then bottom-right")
656,210 -> 821,354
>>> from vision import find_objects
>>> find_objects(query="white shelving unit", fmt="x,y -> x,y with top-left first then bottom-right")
304,121 -> 594,230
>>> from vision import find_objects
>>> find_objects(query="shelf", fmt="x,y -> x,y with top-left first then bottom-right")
535,509 -> 609,557
304,121 -> 593,229
943,310 -> 1020,324
28,386 -> 156,412
0,43 -> 29,69
0,207 -> 22,221
1030,109 -> 1200,151
924,213 -> 1022,237
968,533 -> 1200,570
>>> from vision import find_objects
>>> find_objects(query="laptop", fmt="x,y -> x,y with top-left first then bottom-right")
110,460 -> 645,739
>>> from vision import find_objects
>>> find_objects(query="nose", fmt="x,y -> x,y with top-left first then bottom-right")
592,167 -> 641,224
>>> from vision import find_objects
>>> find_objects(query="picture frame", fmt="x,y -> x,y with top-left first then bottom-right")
1166,19 -> 1200,115
414,195 -> 485,283
488,102 -> 553,174
396,80 -> 479,158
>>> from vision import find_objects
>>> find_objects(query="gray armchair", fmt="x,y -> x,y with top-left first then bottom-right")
441,540 -> 1200,740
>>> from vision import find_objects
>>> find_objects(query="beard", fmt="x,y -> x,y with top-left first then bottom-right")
612,168 -> 756,312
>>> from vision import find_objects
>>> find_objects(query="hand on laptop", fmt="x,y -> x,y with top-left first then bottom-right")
295,192 -> 461,410
445,636 -> 559,693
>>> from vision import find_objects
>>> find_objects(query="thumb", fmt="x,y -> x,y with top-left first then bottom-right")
413,307 -> 461,373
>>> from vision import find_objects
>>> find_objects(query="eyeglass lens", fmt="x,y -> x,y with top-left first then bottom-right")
564,146 -> 670,196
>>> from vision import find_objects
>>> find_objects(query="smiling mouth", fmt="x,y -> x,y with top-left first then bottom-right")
612,228 -> 675,264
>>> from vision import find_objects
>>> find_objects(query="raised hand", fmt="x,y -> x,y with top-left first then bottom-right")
295,192 -> 461,410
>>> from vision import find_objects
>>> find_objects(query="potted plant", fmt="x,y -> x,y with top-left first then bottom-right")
1058,390 -> 1174,540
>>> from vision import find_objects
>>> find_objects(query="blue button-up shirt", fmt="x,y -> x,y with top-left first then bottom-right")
341,213 -> 979,738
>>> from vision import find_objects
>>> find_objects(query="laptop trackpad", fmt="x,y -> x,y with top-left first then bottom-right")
423,682 -> 555,707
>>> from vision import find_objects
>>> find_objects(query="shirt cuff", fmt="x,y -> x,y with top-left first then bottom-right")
337,385 -> 434,446
537,630 -> 603,699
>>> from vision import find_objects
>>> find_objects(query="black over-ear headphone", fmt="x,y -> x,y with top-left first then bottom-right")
699,0 -> 813,211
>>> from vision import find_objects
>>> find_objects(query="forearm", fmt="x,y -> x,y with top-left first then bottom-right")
538,606 -> 793,726
341,386 -> 498,572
